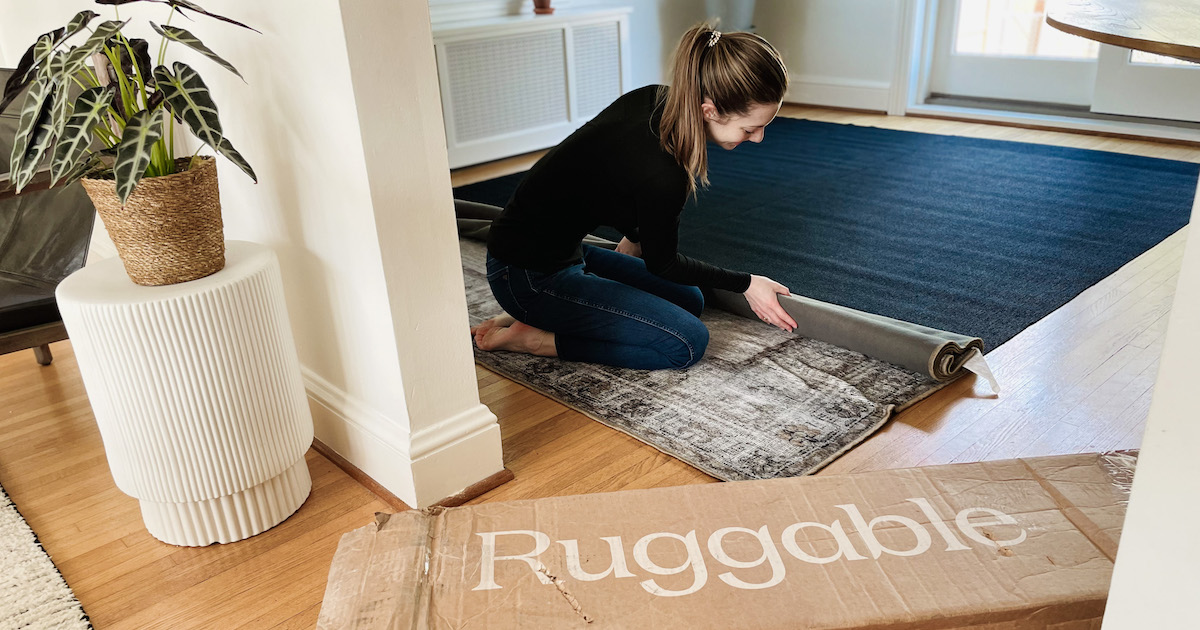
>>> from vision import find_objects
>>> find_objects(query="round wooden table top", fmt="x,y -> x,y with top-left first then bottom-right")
1046,0 -> 1200,63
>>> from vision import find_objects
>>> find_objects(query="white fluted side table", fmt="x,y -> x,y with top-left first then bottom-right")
56,240 -> 314,547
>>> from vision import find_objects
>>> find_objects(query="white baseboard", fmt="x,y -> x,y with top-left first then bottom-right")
303,367 -> 504,508
303,367 -> 419,504
786,75 -> 893,113
303,367 -> 411,458
410,404 -> 501,461
410,404 -> 504,507
905,103 -> 1200,144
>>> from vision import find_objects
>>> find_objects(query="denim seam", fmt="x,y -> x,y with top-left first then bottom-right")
524,269 -> 542,293
505,280 -> 527,319
490,267 -> 528,320
540,288 -> 697,364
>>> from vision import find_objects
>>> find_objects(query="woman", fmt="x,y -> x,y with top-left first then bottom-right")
471,24 -> 796,370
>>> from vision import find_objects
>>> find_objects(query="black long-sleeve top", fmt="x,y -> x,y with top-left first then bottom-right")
486,85 -> 752,293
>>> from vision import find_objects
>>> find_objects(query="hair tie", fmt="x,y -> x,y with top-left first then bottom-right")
707,30 -> 722,48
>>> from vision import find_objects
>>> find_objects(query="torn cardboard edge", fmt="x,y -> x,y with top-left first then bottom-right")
319,452 -> 1135,629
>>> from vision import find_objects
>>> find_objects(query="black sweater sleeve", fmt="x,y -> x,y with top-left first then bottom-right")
487,85 -> 752,293
635,176 -> 752,293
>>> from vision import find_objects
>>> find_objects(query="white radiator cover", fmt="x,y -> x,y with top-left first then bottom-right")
433,9 -> 632,169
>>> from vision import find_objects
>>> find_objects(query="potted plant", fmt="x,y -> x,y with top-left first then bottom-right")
1,0 -> 257,286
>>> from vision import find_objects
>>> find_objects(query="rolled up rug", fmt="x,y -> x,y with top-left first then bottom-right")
709,290 -> 984,382
454,199 -> 996,387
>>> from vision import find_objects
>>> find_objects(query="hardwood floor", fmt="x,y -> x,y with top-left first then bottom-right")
0,345 -> 390,629
0,108 -> 1194,627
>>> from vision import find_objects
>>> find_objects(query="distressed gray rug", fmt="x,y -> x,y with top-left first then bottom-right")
0,481 -> 91,630
462,239 -> 945,481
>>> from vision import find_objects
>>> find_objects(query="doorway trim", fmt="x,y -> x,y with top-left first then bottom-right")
892,0 -> 1200,144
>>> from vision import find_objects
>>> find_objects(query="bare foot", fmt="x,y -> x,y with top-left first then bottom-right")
474,320 -> 557,357
470,313 -> 515,339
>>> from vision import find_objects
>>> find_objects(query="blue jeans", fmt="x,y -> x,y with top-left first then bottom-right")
486,245 -> 709,370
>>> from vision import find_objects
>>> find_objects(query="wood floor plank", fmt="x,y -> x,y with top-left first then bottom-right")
269,603 -> 323,630
821,228 -> 1184,473
0,342 -> 391,629
106,505 -> 373,630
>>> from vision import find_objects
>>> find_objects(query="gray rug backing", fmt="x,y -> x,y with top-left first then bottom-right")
462,239 -> 942,481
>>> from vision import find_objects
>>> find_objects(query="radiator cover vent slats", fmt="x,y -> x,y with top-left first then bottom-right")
572,22 -> 622,119
434,11 -> 630,169
446,31 -> 569,143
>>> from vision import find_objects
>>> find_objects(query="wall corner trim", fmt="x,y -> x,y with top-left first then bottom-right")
410,403 -> 500,461
303,365 -> 504,507
302,366 -> 411,459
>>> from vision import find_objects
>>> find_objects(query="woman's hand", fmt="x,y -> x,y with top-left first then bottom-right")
616,237 -> 643,258
745,275 -> 797,332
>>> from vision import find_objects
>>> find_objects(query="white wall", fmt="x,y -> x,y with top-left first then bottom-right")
755,0 -> 903,111
424,0 -> 910,111
1,0 -> 503,508
432,0 -> 910,112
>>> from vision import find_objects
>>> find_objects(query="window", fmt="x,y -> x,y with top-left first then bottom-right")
1130,50 -> 1199,67
954,0 -> 1098,59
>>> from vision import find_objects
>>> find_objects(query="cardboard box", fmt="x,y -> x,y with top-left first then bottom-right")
318,453 -> 1134,629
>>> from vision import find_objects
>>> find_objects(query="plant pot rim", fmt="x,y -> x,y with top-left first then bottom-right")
81,155 -> 217,184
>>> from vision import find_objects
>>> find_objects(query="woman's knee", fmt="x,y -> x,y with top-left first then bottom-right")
678,286 -> 705,318
659,317 -> 709,369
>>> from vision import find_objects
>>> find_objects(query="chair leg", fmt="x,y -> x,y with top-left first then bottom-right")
34,344 -> 53,366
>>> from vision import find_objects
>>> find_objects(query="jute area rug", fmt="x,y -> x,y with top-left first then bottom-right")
462,239 -> 944,481
1,481 -> 91,630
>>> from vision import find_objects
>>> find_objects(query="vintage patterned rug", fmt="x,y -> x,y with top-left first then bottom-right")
461,239 -> 945,480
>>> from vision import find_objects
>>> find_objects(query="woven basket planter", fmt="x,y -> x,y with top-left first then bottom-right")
81,157 -> 225,286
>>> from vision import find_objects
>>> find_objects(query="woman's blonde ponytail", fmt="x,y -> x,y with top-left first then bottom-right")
658,23 -> 788,195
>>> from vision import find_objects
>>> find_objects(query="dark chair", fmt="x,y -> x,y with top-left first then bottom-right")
0,68 -> 96,365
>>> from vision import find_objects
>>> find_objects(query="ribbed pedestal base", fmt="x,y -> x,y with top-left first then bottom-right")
58,242 -> 316,547
139,458 -> 312,547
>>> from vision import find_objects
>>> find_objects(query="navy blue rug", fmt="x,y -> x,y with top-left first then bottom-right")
454,119 -> 1197,349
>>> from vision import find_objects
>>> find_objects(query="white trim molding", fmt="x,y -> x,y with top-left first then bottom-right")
890,0 -> 928,116
303,367 -> 418,504
410,404 -> 501,461
906,103 -> 1200,144
409,404 -> 504,507
786,74 -> 892,112
303,366 -> 504,507
303,367 -> 411,458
